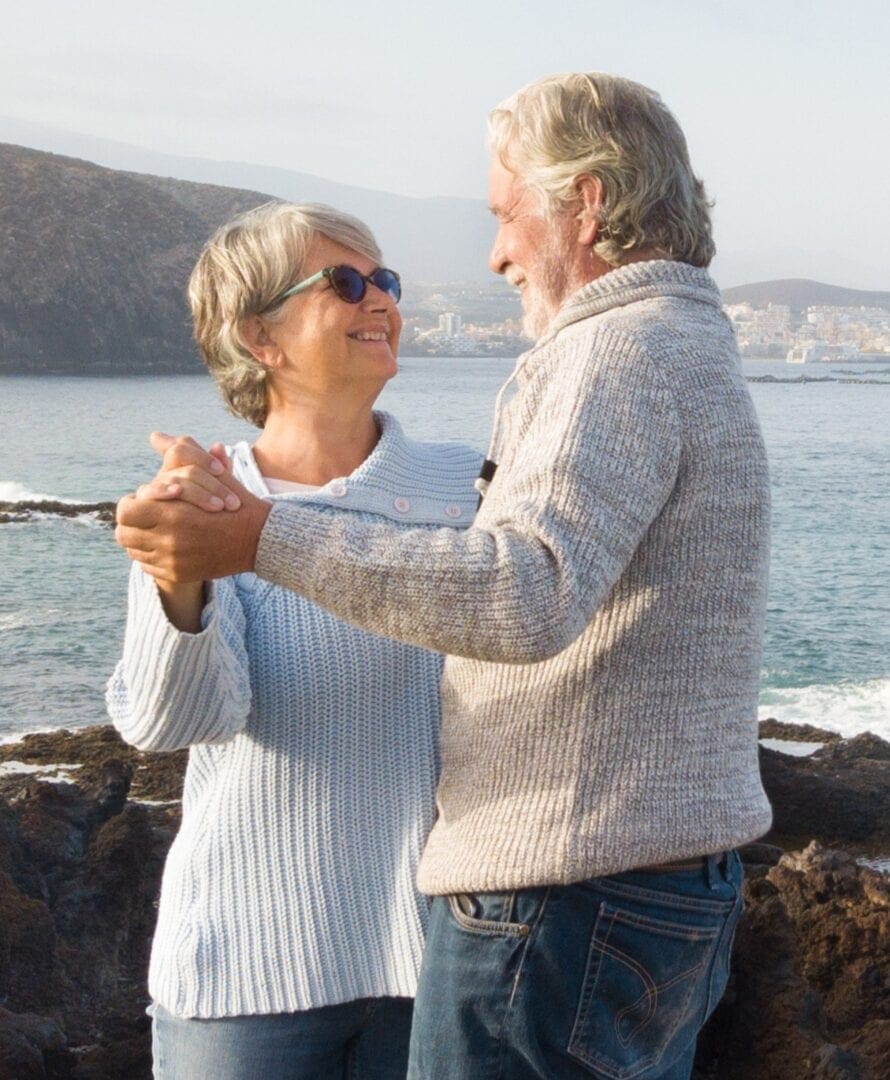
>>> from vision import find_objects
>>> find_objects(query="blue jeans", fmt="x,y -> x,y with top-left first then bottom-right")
151,996 -> 413,1079
407,853 -> 743,1079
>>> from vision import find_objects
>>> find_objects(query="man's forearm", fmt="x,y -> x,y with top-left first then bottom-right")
256,500 -> 604,663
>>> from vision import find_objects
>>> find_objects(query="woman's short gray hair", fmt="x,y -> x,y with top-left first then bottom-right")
188,201 -> 383,427
488,72 -> 715,268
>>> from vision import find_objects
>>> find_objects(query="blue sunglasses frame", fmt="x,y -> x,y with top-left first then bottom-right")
269,264 -> 401,308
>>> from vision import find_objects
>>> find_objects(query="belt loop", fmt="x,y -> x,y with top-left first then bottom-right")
706,854 -> 719,890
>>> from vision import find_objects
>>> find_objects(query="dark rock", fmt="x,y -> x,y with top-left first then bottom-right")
813,732 -> 890,764
0,1008 -> 71,1080
0,727 -> 184,1077
2,724 -> 889,1078
696,842 -> 890,1080
760,734 -> 890,849
0,870 -> 57,1012
0,501 -> 116,526
759,717 -> 842,743
0,726 -> 187,803
738,841 -> 785,868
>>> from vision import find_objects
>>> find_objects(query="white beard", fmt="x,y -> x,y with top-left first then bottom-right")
519,229 -> 572,342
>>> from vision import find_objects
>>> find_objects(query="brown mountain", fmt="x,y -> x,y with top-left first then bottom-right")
721,278 -> 890,312
0,143 -> 276,374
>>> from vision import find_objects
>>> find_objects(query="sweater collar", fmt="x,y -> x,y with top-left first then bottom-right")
536,259 -> 722,347
230,410 -> 478,525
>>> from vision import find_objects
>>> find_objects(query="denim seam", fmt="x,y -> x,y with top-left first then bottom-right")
152,1012 -> 165,1080
584,877 -> 736,915
614,955 -> 711,1047
446,893 -> 530,937
704,892 -> 744,1016
605,908 -> 722,942
497,887 -> 551,1080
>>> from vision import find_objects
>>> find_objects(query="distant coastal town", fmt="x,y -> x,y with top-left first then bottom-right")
399,282 -> 890,361
724,301 -> 890,362
398,282 -> 528,357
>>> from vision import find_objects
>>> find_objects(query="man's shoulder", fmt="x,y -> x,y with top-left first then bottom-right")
555,290 -> 737,375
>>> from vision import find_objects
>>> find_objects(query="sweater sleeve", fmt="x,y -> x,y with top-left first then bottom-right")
105,563 -> 252,751
255,333 -> 681,663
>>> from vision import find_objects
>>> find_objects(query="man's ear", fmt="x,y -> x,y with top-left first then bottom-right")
575,174 -> 604,247
240,316 -> 282,368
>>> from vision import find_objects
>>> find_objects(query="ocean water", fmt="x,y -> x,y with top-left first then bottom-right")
1,358 -> 888,742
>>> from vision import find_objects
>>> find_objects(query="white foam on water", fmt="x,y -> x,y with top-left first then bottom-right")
759,738 -> 824,757
759,677 -> 890,741
0,723 -> 91,746
30,510 -> 109,529
0,760 -> 83,780
858,857 -> 890,875
0,608 -> 68,632
0,480 -> 80,505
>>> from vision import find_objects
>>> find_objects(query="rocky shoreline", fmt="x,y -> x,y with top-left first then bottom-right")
1,721 -> 888,1079
0,502 -> 116,526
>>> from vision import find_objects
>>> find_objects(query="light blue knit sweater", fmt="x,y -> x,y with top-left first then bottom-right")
106,412 -> 481,1019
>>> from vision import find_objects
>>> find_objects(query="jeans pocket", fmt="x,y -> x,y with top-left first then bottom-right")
446,892 -> 530,938
567,899 -> 729,1079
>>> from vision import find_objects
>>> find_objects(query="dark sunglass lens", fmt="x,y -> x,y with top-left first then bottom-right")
371,269 -> 401,303
330,265 -> 366,303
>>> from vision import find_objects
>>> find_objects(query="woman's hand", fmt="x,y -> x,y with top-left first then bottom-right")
136,433 -> 244,513
114,480 -> 207,632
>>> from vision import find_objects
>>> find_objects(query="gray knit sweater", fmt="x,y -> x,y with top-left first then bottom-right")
256,260 -> 773,894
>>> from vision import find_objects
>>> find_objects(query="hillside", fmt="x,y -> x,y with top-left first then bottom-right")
721,278 -> 890,312
0,142 -> 502,375
0,144 -> 273,374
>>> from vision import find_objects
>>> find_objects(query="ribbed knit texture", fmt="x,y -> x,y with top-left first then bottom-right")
106,413 -> 481,1018
255,261 -> 774,894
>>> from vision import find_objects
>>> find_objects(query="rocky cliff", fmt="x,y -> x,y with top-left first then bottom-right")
0,722 -> 888,1079
0,143 -> 270,375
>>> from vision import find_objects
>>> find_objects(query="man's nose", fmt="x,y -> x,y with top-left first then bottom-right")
488,231 -> 507,276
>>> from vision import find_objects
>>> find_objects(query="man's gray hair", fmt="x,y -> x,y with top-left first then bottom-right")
188,202 -> 383,428
488,73 -> 715,268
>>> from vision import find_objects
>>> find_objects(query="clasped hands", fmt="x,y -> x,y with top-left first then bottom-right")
115,434 -> 271,582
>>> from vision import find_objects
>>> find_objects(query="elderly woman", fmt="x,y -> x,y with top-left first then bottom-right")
106,202 -> 479,1079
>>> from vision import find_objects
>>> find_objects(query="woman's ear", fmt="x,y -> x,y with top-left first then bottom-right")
575,174 -> 604,247
240,316 -> 282,369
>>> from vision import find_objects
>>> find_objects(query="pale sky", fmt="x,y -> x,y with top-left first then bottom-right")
3,0 -> 889,288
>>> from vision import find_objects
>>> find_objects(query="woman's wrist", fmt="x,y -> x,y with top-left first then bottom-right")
155,579 -> 206,634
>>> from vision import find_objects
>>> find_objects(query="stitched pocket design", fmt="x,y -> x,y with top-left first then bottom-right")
568,900 -> 725,1079
446,893 -> 530,938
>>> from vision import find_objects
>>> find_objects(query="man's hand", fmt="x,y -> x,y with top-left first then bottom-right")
115,434 -> 271,582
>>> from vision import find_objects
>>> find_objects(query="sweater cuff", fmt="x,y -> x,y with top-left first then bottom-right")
116,569 -> 223,744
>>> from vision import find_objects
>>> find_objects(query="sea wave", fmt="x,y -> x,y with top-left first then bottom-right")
0,480 -> 114,525
759,677 -> 890,741
0,608 -> 70,633
0,480 -> 80,504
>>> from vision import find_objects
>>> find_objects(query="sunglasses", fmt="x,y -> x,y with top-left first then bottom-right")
269,264 -> 402,308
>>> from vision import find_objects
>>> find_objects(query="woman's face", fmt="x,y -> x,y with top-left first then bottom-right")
261,234 -> 402,407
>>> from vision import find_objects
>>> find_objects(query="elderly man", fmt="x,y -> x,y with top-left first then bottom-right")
119,73 -> 771,1079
